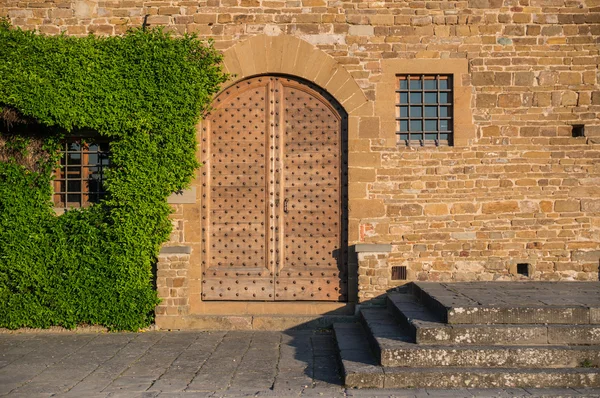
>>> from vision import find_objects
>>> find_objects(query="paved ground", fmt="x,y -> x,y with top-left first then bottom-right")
1,330 -> 600,398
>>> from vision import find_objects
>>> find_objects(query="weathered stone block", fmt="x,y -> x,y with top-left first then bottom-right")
351,199 -> 386,218
581,199 -> 600,212
400,204 -> 423,216
348,25 -> 374,36
451,202 -> 478,214
555,200 -> 580,212
572,250 -> 600,262
424,203 -> 448,216
482,201 -> 519,214
498,94 -> 522,108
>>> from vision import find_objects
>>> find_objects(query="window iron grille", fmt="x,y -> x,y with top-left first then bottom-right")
391,266 -> 408,281
396,74 -> 453,146
53,139 -> 109,208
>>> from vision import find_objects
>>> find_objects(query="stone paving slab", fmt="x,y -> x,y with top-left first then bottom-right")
0,329 -> 599,397
413,282 -> 600,325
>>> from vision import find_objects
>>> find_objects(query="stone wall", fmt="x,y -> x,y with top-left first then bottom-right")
155,246 -> 191,318
4,1 -> 599,303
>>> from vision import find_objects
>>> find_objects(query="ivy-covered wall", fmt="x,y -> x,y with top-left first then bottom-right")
0,21 -> 227,330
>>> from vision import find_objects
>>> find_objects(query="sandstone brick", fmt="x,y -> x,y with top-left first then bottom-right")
471,72 -> 494,86
158,7 -> 180,15
514,72 -> 534,86
146,15 -> 170,25
411,16 -> 432,26
351,199 -> 385,218
451,232 -> 476,240
581,200 -> 600,212
468,0 -> 503,8
498,94 -> 522,108
559,72 -> 582,85
482,201 -> 519,214
359,117 -> 379,138
424,204 -> 449,216
369,14 -> 394,26
561,91 -> 578,106
401,204 -> 423,217
194,14 -> 217,24
451,203 -> 478,214
348,25 -> 374,36
554,200 -> 580,212
572,251 -> 600,262
476,94 -> 497,107
349,168 -> 376,182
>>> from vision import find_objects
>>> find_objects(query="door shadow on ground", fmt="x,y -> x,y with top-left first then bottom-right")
280,293 -> 396,389
282,327 -> 346,389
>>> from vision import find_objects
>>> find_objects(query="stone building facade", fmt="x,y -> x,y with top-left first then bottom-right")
4,0 -> 599,328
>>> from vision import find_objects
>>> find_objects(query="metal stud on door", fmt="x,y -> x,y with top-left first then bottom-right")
202,76 -> 347,301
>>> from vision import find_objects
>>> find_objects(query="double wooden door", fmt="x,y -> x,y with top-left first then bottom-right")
201,76 -> 347,301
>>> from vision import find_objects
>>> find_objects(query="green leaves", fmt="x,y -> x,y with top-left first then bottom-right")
0,23 -> 227,330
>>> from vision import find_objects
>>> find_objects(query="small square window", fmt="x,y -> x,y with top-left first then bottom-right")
396,75 -> 453,146
53,137 -> 110,208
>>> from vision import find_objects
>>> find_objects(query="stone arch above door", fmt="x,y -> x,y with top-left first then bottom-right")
221,34 -> 368,115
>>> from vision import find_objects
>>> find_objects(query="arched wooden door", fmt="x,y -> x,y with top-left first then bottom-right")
201,75 -> 348,301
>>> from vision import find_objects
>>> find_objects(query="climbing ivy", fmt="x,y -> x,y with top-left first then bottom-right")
0,21 -> 228,330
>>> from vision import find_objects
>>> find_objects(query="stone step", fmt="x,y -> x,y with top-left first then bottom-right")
388,291 -> 600,346
333,323 -> 600,389
411,282 -> 600,325
360,308 -> 600,368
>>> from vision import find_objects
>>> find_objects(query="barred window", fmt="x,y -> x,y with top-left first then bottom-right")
396,75 -> 453,146
53,139 -> 109,208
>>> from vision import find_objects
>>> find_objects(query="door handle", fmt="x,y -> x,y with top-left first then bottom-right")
284,198 -> 289,213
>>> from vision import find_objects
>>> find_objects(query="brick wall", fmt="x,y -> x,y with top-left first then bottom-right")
5,1 -> 599,301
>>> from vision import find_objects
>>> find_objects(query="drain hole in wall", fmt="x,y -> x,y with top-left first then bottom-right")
572,125 -> 585,138
517,263 -> 529,277
391,266 -> 407,281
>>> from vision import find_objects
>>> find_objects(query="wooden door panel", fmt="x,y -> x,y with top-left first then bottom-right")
202,78 -> 273,301
203,76 -> 347,302
276,79 -> 346,301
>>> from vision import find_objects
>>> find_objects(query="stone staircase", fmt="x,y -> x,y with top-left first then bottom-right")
334,282 -> 600,389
